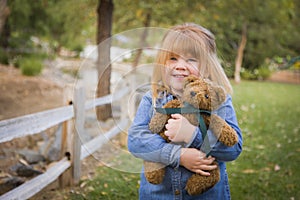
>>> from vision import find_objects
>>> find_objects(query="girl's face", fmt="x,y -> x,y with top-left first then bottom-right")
165,53 -> 200,97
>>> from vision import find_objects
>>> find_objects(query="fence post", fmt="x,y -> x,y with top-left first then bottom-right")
118,84 -> 129,147
60,100 -> 73,158
59,101 -> 73,187
72,82 -> 85,185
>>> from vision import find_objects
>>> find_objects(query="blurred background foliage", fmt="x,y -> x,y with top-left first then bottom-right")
0,0 -> 299,78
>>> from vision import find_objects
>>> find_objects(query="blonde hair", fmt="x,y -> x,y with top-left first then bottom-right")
152,23 -> 232,102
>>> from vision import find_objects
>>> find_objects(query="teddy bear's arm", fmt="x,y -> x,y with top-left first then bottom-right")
148,112 -> 169,133
149,99 -> 181,134
210,114 -> 238,147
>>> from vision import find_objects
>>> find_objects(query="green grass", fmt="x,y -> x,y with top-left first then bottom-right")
229,81 -> 300,200
69,81 -> 300,200
69,167 -> 140,200
69,151 -> 142,200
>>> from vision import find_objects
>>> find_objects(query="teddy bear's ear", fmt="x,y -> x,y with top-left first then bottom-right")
217,86 -> 226,102
183,75 -> 199,88
211,86 -> 226,109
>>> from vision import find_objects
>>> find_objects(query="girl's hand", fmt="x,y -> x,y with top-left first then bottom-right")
180,148 -> 217,176
164,114 -> 196,143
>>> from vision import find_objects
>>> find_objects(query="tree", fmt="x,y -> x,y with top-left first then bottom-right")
200,0 -> 299,80
0,0 -> 97,59
131,9 -> 151,68
96,0 -> 114,121
0,0 -> 9,35
234,24 -> 247,83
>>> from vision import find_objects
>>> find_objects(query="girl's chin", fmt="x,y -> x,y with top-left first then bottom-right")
170,83 -> 184,93
170,78 -> 184,86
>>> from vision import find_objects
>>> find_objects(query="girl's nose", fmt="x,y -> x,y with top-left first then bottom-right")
175,58 -> 188,70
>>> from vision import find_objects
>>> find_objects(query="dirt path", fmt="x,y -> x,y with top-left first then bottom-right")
0,64 -> 65,121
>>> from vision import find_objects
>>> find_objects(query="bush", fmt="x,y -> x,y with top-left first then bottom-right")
257,66 -> 272,80
0,48 -> 9,65
240,66 -> 272,80
19,56 -> 43,76
240,68 -> 256,80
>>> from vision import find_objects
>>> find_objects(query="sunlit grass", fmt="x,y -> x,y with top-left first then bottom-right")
69,81 -> 300,200
229,81 -> 300,200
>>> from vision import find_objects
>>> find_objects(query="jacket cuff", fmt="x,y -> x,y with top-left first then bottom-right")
185,127 -> 203,149
160,143 -> 181,168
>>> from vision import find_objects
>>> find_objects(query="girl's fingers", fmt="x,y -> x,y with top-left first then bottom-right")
199,157 -> 215,165
164,130 -> 169,136
171,114 -> 181,119
196,169 -> 211,176
192,164 -> 218,176
199,164 -> 218,171
192,162 -> 217,169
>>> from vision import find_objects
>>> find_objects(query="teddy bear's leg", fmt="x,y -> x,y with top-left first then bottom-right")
144,160 -> 166,184
185,162 -> 220,195
209,115 -> 238,147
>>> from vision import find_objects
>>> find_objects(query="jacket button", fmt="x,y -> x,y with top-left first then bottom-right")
175,189 -> 180,195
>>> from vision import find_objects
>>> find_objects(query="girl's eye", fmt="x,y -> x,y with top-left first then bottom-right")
187,58 -> 197,63
170,57 -> 177,61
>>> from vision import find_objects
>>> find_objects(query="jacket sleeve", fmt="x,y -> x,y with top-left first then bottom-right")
187,95 -> 243,162
127,92 -> 181,168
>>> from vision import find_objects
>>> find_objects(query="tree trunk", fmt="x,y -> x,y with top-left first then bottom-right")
96,0 -> 113,121
132,11 -> 151,68
234,24 -> 247,84
0,0 -> 9,35
0,0 -> 10,48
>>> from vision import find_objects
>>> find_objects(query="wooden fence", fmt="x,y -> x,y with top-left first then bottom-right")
0,83 -> 130,200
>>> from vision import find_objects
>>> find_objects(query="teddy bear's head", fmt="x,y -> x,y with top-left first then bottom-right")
182,75 -> 226,111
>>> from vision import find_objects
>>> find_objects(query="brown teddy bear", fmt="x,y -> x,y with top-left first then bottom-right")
144,75 -> 238,195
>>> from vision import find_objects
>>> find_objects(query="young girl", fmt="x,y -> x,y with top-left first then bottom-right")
128,23 -> 243,200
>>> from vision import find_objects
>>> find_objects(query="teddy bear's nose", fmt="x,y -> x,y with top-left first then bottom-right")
190,91 -> 196,97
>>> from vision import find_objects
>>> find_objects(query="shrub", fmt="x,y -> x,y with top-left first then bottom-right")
257,66 -> 272,80
240,68 -> 256,80
0,48 -> 9,65
19,56 -> 43,76
240,66 -> 272,81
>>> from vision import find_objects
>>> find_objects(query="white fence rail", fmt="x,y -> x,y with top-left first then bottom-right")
0,85 -> 130,200
0,106 -> 74,144
0,158 -> 71,200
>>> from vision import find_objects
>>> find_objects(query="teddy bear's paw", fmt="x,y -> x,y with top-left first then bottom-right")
185,165 -> 220,195
218,125 -> 238,147
144,161 -> 166,184
145,170 -> 165,184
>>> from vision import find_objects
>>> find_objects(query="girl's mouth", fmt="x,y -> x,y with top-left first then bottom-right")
173,74 -> 187,78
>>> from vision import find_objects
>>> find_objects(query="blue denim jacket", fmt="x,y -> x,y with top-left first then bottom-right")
128,91 -> 243,200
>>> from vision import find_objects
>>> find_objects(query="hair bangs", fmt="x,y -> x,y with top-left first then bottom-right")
161,30 -> 200,59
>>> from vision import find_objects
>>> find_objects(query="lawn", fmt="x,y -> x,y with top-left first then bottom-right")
69,81 -> 300,200
228,81 -> 300,200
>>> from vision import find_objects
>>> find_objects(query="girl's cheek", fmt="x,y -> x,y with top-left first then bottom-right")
189,66 -> 200,76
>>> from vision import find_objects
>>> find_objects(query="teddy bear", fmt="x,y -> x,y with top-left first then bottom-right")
144,75 -> 238,195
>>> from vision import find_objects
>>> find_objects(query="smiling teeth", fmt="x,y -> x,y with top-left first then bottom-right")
174,75 -> 185,77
